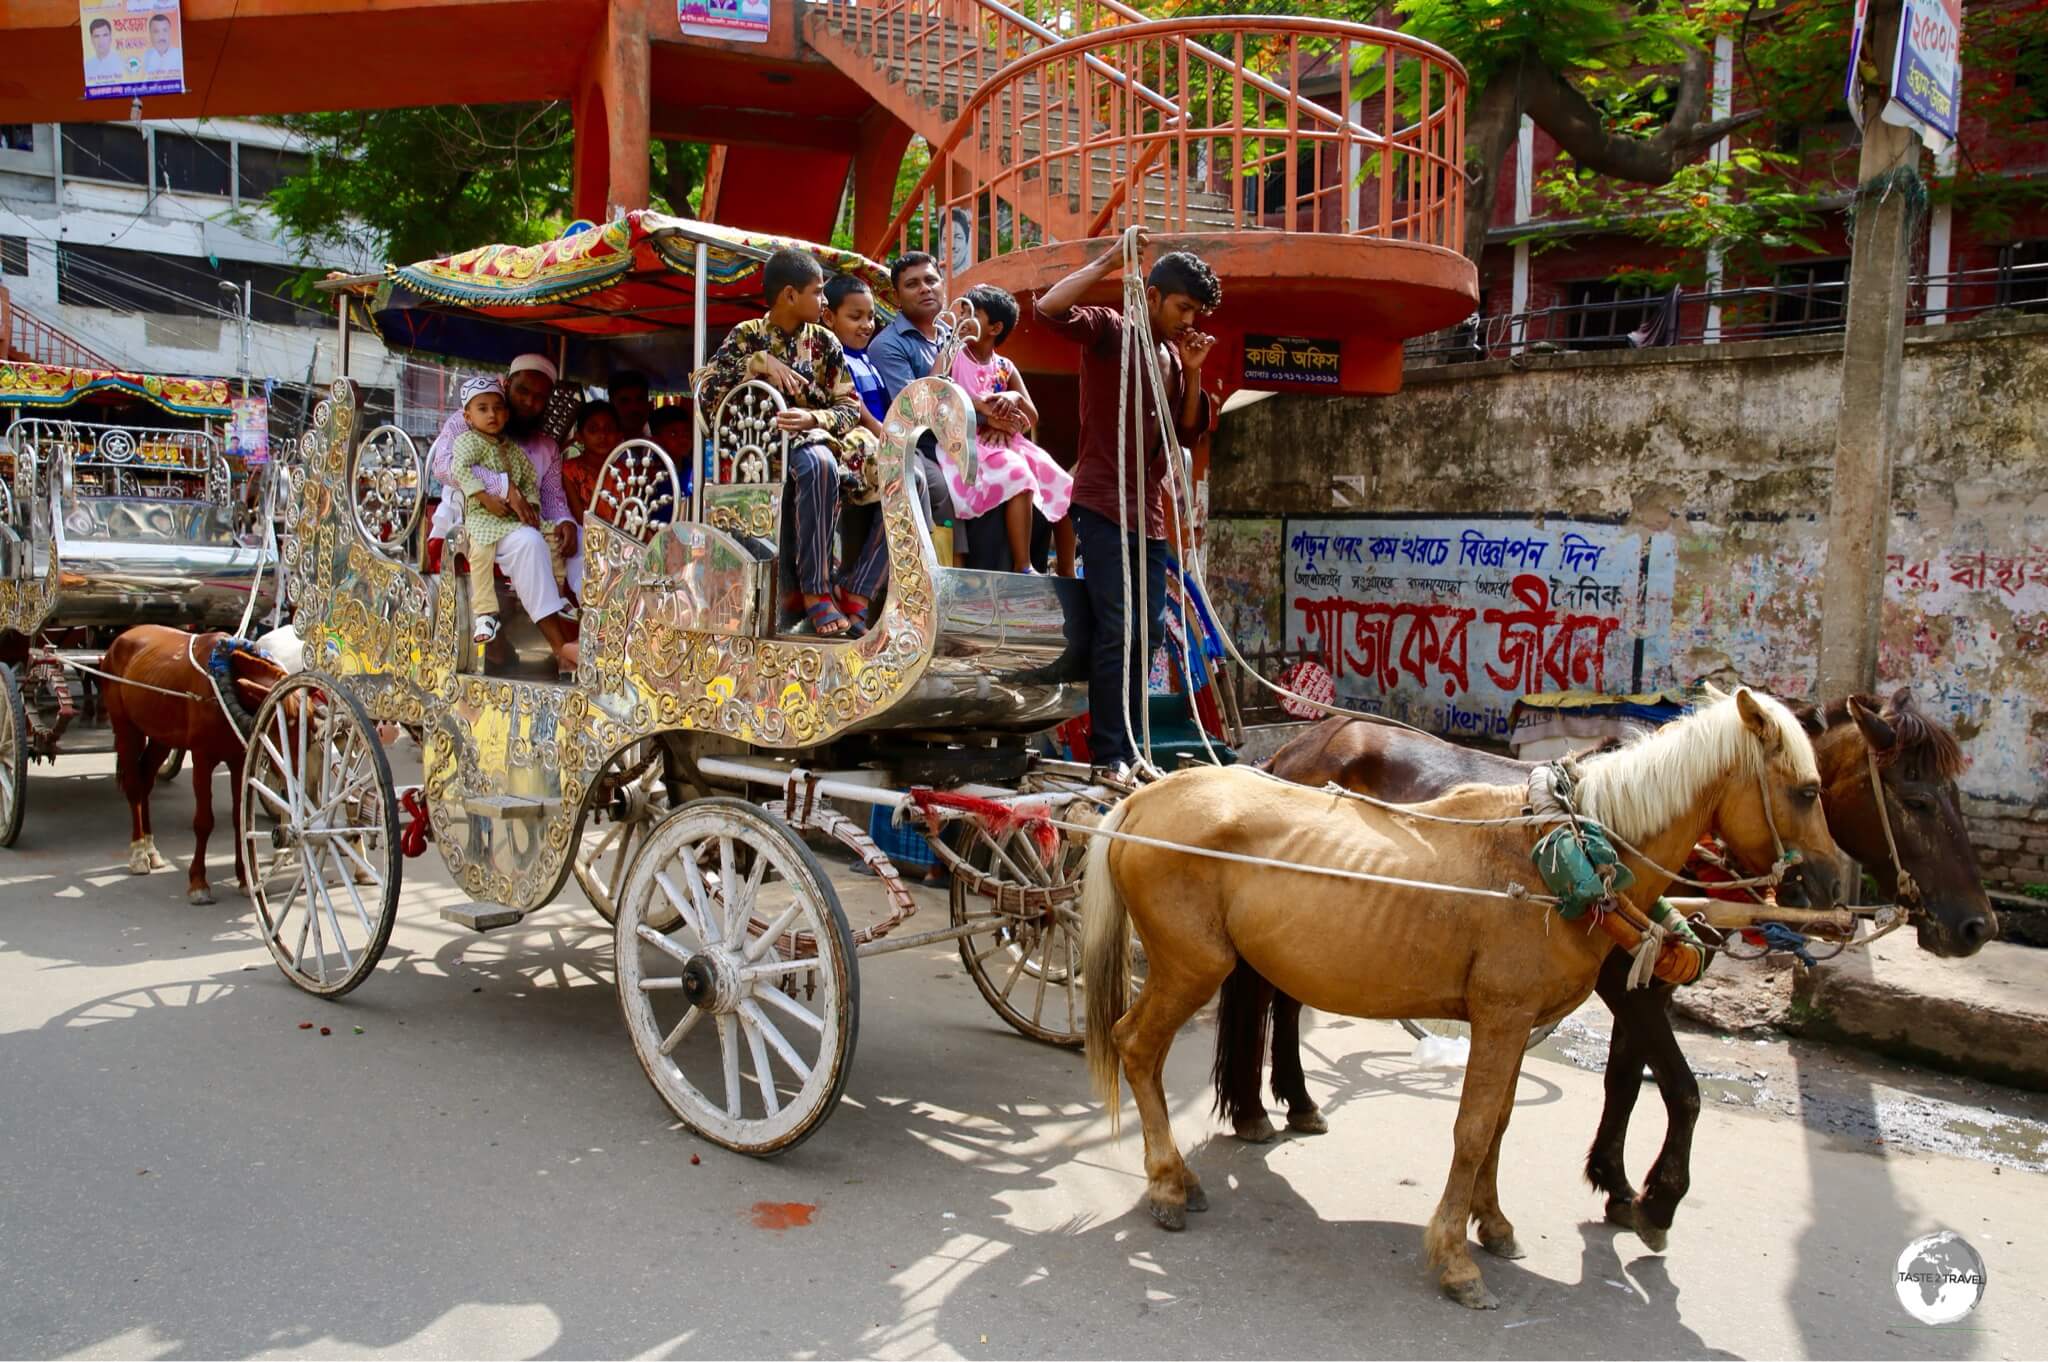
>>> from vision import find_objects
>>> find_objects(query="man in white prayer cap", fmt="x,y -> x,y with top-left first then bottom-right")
427,353 -> 580,604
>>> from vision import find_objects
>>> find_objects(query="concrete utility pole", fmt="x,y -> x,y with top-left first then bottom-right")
1817,0 -> 1920,698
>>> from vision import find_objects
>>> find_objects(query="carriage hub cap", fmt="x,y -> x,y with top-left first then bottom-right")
680,951 -> 741,1013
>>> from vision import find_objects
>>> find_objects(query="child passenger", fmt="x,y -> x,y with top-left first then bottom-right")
449,375 -> 578,669
947,285 -> 1074,575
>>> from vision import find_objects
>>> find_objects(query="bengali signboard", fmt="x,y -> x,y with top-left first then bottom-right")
1886,0 -> 1963,152
1243,334 -> 1341,388
80,0 -> 184,100
1283,516 -> 1649,740
678,0 -> 770,43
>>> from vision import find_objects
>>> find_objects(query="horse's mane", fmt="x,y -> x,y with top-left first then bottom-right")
1822,689 -> 1966,782
1573,688 -> 1816,846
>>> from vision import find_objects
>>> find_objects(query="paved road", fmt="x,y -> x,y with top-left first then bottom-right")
1,747 -> 2042,1360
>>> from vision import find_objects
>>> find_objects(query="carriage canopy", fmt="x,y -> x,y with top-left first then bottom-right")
0,359 -> 232,420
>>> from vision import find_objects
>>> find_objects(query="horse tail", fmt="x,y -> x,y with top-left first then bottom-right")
1081,799 -> 1132,1134
1210,957 -> 1273,1130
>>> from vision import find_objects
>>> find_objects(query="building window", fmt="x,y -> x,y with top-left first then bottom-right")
1997,241 -> 2048,313
60,123 -> 148,184
0,125 -> 34,152
0,236 -> 26,277
153,132 -> 234,196
236,143 -> 312,200
1563,280 -> 1656,350
56,243 -> 323,328
1772,257 -> 1850,332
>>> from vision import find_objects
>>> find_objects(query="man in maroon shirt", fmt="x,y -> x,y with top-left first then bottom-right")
1034,228 -> 1219,770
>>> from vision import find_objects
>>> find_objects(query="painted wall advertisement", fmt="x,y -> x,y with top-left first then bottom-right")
1282,516 -> 1673,740
80,0 -> 184,100
679,0 -> 770,43
1886,0 -> 1963,152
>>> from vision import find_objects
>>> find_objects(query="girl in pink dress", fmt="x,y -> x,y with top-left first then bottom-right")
947,285 -> 1076,573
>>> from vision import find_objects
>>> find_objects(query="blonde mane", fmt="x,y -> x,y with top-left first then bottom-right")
1573,688 -> 1817,846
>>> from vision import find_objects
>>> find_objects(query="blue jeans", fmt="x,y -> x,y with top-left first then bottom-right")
1073,506 -> 1168,769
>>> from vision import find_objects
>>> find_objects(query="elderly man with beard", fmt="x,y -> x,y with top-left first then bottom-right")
427,353 -> 580,614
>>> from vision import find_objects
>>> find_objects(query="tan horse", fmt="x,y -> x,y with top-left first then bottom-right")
1080,688 -> 1843,1309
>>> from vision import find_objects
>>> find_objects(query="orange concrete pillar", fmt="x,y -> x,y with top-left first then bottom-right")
852,108 -> 913,261
574,0 -> 651,222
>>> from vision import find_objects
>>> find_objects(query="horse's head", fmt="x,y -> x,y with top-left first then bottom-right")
1712,687 -> 1847,909
226,643 -> 292,716
1817,689 -> 1996,957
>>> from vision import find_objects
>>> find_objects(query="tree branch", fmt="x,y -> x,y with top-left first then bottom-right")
1519,42 -> 1762,186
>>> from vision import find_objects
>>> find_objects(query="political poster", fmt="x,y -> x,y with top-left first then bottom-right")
679,0 -> 770,44
1884,0 -> 1963,153
80,0 -> 185,101
228,397 -> 270,466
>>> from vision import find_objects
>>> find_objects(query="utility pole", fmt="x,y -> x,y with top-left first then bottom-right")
217,278 -> 252,396
1817,0 -> 1920,698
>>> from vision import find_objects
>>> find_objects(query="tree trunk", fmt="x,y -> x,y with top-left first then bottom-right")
1460,58 -> 1527,266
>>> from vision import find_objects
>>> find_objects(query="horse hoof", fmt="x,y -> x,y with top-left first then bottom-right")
1148,1199 -> 1187,1232
1635,1218 -> 1670,1254
1286,1108 -> 1329,1135
1233,1115 -> 1277,1144
1183,1178 -> 1209,1213
1604,1197 -> 1637,1232
1480,1232 -> 1525,1260
1441,1277 -> 1499,1311
188,888 -> 216,906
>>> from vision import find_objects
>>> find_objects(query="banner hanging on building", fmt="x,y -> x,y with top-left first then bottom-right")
80,0 -> 185,100
1884,0 -> 1963,153
678,0 -> 770,44
227,397 -> 270,466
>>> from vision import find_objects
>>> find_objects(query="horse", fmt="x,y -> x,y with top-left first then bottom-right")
1079,688 -> 1844,1309
1220,688 -> 1995,1251
99,624 -> 293,905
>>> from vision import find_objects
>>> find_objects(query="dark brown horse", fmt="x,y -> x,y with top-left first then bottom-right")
100,625 -> 293,905
1219,690 -> 1994,1250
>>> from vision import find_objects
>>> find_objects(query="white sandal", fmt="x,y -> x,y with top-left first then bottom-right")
472,613 -> 502,644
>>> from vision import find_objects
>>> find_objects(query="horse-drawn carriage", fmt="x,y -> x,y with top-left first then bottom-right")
0,358 -> 277,844
259,214 -> 1112,1153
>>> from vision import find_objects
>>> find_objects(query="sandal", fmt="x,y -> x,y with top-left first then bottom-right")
803,597 -> 863,639
835,588 -> 877,635
472,613 -> 502,644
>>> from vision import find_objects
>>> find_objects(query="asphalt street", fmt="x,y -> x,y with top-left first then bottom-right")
1,743 -> 2041,1359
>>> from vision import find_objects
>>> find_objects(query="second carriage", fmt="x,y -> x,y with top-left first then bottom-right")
253,214 -> 1117,1154
0,358 -> 277,844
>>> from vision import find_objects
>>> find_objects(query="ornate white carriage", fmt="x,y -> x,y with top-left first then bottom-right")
252,215 -> 1110,1154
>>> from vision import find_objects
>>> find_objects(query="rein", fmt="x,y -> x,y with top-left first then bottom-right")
54,635 -> 270,746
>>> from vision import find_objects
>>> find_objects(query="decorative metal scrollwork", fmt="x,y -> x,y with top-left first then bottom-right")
93,428 -> 137,464
591,437 -> 680,547
349,424 -> 424,554
932,297 -> 985,378
709,379 -> 789,486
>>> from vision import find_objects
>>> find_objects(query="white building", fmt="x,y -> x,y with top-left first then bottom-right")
0,117 -> 414,435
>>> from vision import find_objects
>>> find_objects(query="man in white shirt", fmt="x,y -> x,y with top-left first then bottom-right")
142,14 -> 182,77
82,19 -> 126,86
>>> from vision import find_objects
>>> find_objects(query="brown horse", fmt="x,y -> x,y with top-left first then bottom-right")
1222,689 -> 1994,1251
1081,688 -> 1843,1308
100,625 -> 292,905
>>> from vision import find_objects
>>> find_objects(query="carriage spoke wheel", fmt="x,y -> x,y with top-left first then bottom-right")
1399,1017 -> 1559,1051
239,673 -> 402,998
0,665 -> 25,848
575,740 -> 694,929
949,821 -> 1097,1048
616,798 -> 857,1156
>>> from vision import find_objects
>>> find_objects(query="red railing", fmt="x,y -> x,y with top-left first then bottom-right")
860,12 -> 1467,269
1,287 -> 115,369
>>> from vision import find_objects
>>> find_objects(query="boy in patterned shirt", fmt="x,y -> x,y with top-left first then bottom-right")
695,249 -> 885,639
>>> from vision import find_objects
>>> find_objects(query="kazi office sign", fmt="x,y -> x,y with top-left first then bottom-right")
679,0 -> 770,44
80,0 -> 185,100
1886,0 -> 1963,153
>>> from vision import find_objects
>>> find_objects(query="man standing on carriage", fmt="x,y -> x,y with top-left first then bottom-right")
1034,228 -> 1219,772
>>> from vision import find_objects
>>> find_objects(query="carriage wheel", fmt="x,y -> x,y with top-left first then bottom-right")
156,748 -> 186,786
615,798 -> 857,1156
0,665 -> 25,849
949,821 -> 1092,1048
1399,1017 -> 1560,1051
574,739 -> 695,928
240,673 -> 402,998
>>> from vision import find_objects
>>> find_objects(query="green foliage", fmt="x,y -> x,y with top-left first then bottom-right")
259,105 -> 709,269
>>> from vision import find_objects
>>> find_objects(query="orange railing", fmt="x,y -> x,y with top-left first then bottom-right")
1,287 -> 115,369
849,9 -> 1467,267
